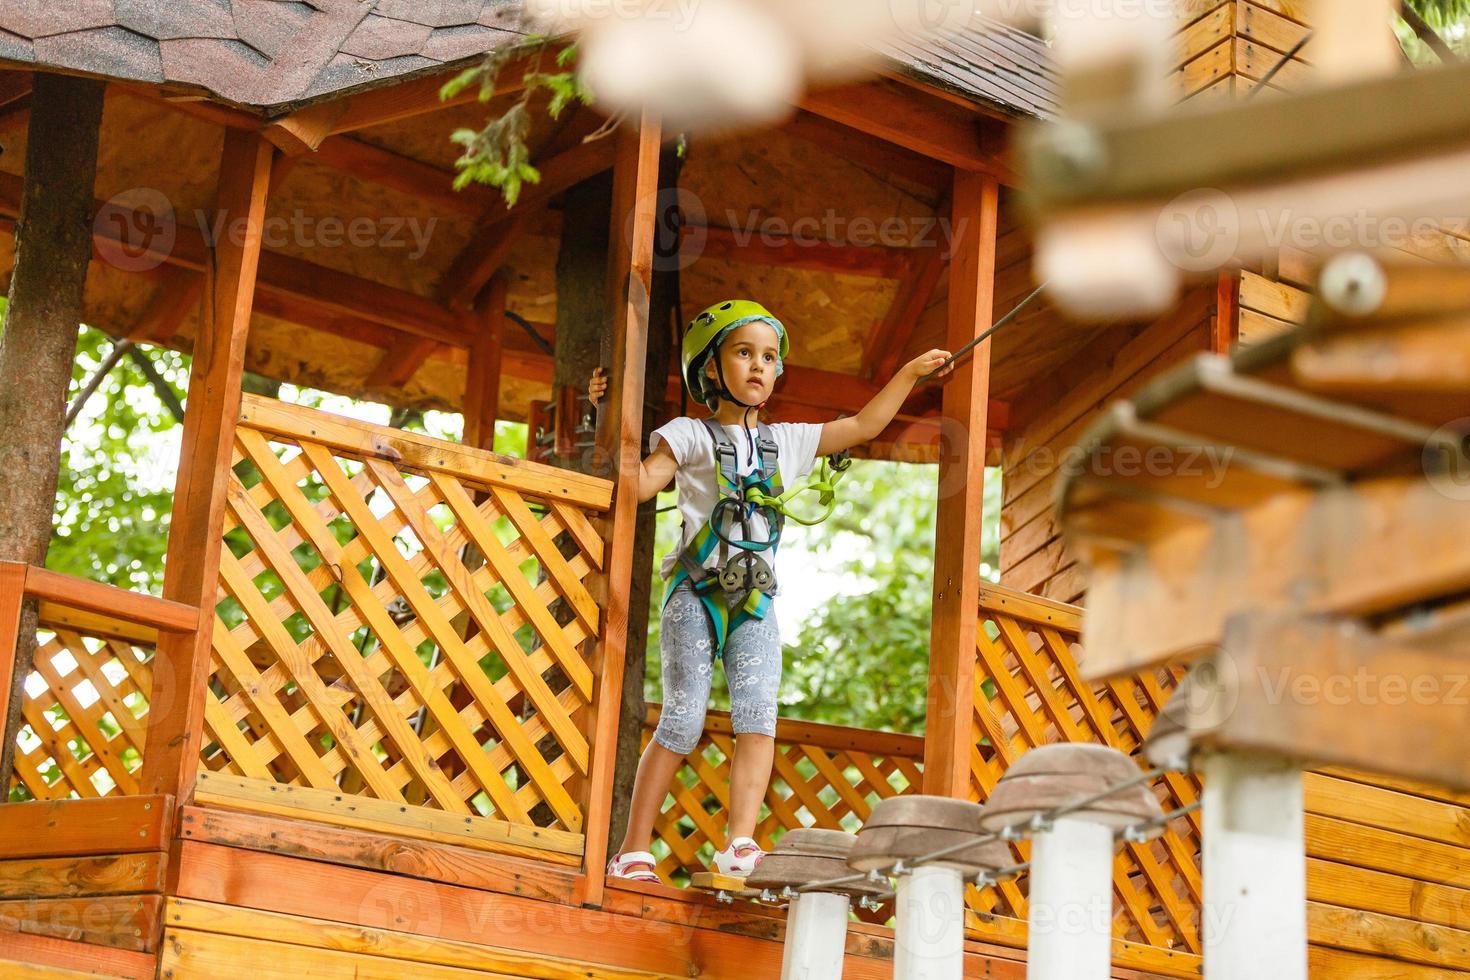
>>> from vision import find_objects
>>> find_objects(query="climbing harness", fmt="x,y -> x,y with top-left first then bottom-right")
662,417 -> 787,657
744,451 -> 852,526
661,299 -> 852,656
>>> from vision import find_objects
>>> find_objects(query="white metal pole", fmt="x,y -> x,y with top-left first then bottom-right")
1202,750 -> 1306,980
893,863 -> 965,980
780,891 -> 851,980
1026,816 -> 1115,980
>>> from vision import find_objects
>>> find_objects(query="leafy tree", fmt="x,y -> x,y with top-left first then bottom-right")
50,325 -> 188,592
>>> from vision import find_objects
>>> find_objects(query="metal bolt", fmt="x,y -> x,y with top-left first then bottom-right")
1319,252 -> 1387,318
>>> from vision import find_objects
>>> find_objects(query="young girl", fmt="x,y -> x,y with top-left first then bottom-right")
588,299 -> 952,882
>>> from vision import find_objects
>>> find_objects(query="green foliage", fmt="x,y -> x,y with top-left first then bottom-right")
644,458 -> 1002,736
1409,0 -> 1470,26
50,325 -> 190,592
45,327 -> 529,597
443,40 -> 593,207
1398,0 -> 1470,62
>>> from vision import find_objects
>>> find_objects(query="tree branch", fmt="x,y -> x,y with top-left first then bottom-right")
64,338 -> 133,430
125,346 -> 185,424
1400,2 -> 1460,61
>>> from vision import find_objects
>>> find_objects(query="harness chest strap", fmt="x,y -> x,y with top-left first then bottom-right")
662,418 -> 784,658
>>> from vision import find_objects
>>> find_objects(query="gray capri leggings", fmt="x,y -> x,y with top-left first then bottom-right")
651,579 -> 783,756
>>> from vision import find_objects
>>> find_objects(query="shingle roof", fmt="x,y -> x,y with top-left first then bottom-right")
874,17 -> 1058,120
0,0 -> 1055,119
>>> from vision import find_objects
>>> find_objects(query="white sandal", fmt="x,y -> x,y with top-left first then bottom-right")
713,836 -> 765,877
607,849 -> 661,883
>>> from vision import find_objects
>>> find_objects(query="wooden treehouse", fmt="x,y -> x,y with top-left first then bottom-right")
0,2 -> 1465,978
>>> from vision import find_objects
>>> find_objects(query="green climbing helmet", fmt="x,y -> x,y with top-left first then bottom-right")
681,300 -> 789,408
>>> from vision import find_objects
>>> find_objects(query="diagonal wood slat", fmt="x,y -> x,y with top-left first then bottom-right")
7,620 -> 154,803
968,583 -> 1202,954
199,398 -> 611,853
640,705 -> 924,886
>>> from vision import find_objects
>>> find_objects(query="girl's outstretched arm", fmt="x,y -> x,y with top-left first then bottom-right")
814,349 -> 953,457
589,366 -> 679,503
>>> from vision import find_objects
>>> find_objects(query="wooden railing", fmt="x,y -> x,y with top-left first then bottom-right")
635,583 -> 1202,974
641,704 -> 924,891
964,583 -> 1201,976
2,563 -> 198,803
193,395 -> 613,864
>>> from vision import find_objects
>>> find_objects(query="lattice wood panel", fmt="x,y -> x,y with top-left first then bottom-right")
8,620 -> 154,802
641,705 -> 923,887
201,396 -> 612,840
967,585 -> 1203,954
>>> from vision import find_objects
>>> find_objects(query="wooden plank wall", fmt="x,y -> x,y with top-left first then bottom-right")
1302,768 -> 1470,977
998,287 -> 1217,601
153,806 -> 1045,980
998,0 -> 1312,602
1012,10 -> 1470,976
0,796 -> 172,976
1174,0 -> 1312,104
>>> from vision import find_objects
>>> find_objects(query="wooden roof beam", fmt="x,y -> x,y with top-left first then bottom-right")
306,135 -> 504,217
308,48 -> 562,139
126,266 -> 203,345
863,241 -> 948,380
439,213 -> 530,311
0,171 -> 475,350
691,223 -> 913,279
780,109 -> 949,190
437,134 -> 616,309
112,82 -> 263,130
800,78 -> 1015,182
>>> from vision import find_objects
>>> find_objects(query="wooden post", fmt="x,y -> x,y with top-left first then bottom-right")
921,171 -> 998,799
0,561 -> 27,777
464,273 -> 506,451
577,110 -> 661,907
139,130 -> 273,802
1211,271 -> 1240,354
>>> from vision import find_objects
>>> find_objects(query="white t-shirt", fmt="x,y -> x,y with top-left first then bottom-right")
649,416 -> 825,590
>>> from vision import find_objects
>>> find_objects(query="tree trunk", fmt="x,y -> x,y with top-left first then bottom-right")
544,148 -> 679,848
0,73 -> 106,790
532,169 -> 615,830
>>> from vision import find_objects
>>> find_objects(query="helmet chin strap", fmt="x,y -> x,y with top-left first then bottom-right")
711,349 -> 764,411
710,349 -> 766,466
